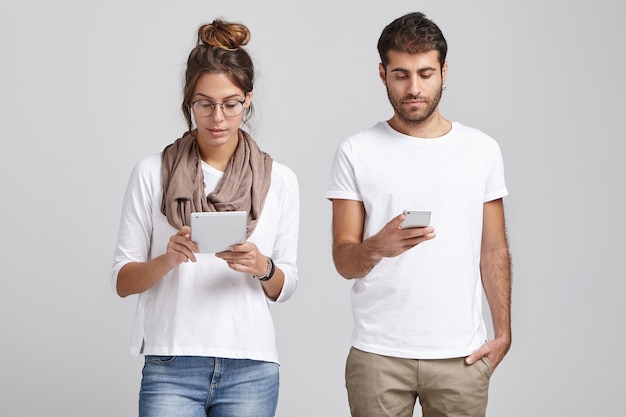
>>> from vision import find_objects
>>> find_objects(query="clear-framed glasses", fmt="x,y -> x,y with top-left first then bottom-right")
191,98 -> 247,117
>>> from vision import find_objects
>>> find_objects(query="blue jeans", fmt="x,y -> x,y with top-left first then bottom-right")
139,356 -> 279,417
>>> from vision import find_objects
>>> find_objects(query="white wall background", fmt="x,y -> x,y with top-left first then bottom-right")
1,1 -> 624,416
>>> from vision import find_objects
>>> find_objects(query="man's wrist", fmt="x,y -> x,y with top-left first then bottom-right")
362,237 -> 384,266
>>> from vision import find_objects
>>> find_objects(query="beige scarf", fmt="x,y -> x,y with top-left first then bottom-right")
160,129 -> 272,238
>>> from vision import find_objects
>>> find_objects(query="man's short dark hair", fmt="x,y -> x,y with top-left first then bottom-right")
377,12 -> 448,70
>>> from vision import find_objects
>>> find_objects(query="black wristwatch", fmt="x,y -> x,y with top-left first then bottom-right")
253,257 -> 275,281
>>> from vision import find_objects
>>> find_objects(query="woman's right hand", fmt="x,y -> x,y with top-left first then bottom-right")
164,225 -> 199,268
117,226 -> 200,297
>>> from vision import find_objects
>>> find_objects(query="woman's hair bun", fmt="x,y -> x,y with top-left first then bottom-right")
197,19 -> 251,51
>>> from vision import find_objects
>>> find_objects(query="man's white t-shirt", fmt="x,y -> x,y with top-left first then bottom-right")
326,121 -> 507,359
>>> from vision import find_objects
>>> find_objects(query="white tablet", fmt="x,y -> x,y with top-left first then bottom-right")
190,211 -> 247,253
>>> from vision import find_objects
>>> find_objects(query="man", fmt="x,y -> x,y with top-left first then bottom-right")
325,12 -> 511,417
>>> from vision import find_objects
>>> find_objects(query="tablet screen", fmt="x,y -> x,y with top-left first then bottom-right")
190,211 -> 247,253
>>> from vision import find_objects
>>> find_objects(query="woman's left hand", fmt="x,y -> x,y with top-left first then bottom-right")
215,242 -> 268,277
217,241 -> 284,300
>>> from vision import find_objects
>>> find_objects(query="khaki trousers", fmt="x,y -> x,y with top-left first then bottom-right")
345,347 -> 492,417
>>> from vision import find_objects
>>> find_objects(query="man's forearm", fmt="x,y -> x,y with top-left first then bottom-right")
481,247 -> 512,341
333,238 -> 383,279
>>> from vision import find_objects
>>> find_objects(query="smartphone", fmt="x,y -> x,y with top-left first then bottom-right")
401,209 -> 431,229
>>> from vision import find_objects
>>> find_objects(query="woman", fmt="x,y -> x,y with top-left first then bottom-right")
111,19 -> 299,417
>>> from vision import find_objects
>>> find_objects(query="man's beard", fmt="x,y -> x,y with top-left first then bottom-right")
387,85 -> 443,125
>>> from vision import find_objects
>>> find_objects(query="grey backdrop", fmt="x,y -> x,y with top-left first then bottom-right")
1,0 -> 624,416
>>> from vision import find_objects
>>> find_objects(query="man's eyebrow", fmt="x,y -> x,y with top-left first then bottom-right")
389,66 -> 438,73
389,67 -> 410,73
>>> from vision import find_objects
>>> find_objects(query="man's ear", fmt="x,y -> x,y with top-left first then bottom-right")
442,61 -> 448,83
378,63 -> 387,86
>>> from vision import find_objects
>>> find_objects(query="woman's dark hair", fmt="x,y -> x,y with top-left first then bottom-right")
182,19 -> 255,131
377,12 -> 447,70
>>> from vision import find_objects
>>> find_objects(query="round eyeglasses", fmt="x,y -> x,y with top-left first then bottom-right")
191,98 -> 247,117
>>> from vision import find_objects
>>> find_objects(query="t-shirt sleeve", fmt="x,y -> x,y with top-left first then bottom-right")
111,156 -> 158,291
269,165 -> 300,304
484,141 -> 508,203
325,139 -> 362,202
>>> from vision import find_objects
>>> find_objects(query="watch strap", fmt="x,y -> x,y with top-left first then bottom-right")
253,257 -> 275,281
